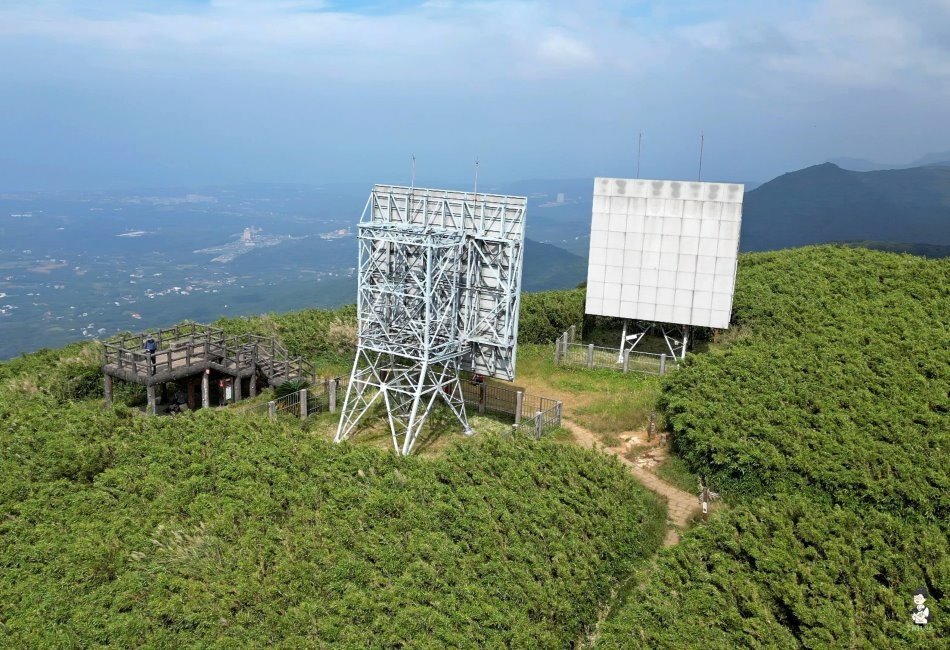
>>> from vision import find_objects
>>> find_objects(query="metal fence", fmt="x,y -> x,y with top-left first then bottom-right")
553,329 -> 676,376
238,372 -> 562,438
460,378 -> 562,438
236,375 -> 348,420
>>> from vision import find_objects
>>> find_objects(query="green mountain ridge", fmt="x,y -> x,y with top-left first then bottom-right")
741,162 -> 950,251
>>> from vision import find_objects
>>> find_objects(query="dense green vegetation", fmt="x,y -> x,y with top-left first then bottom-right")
599,496 -> 948,648
664,246 -> 949,522
0,355 -> 664,646
602,246 -> 949,648
4,245 -> 947,647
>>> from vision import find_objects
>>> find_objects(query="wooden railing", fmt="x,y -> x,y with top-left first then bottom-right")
103,325 -> 315,382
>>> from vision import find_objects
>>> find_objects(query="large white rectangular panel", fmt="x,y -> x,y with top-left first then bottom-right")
585,177 -> 744,328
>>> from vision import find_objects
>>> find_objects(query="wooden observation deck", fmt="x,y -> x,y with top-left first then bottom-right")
102,322 -> 314,414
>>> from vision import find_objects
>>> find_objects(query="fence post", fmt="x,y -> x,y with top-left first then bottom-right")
587,344 -> 594,369
534,411 -> 542,440
478,384 -> 486,414
660,354 -> 667,376
299,388 -> 308,419
328,379 -> 337,413
562,332 -> 569,360
623,349 -> 630,373
555,401 -> 562,427
554,339 -> 561,365
268,400 -> 276,421
103,374 -> 113,407
515,390 -> 524,424
569,324 -> 576,342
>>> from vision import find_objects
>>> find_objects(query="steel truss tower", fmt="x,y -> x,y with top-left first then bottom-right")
335,186 -> 527,455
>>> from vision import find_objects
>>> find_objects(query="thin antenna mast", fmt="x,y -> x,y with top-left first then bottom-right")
636,131 -> 642,179
473,157 -> 479,198
698,132 -> 705,181
410,154 -> 416,191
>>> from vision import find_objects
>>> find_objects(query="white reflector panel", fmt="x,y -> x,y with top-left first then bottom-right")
585,178 -> 744,329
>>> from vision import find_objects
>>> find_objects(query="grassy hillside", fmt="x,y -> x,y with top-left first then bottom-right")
0,342 -> 664,647
3,245 -> 947,647
599,246 -> 949,648
664,246 -> 949,521
598,496 -> 948,648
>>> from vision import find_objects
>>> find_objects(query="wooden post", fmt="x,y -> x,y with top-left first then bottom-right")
146,385 -> 156,416
534,411 -> 543,440
562,332 -> 569,360
103,374 -> 113,407
554,339 -> 561,365
201,371 -> 210,409
299,388 -> 308,419
514,390 -> 524,424
249,369 -> 257,398
268,400 -> 276,421
660,354 -> 667,376
328,379 -> 337,413
587,344 -> 594,369
555,401 -> 562,427
234,376 -> 242,402
623,349 -> 630,373
648,411 -> 657,441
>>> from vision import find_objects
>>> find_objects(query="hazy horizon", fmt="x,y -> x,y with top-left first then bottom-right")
1,1 -> 948,192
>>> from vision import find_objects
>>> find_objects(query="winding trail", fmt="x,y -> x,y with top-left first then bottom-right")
562,418 -> 698,546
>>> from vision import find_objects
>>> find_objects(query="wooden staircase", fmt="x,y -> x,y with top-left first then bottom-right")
244,335 -> 315,386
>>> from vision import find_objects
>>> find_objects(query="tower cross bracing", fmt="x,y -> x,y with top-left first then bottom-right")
335,185 -> 527,455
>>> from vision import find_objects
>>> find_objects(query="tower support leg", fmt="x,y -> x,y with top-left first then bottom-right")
335,349 -> 471,455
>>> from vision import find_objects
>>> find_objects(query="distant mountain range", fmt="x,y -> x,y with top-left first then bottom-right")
827,151 -> 950,172
740,162 -> 950,251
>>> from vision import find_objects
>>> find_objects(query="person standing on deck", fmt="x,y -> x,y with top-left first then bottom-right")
144,335 -> 157,375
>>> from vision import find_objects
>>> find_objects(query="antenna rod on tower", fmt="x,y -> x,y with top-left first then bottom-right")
636,131 -> 642,179
410,154 -> 416,191
473,157 -> 480,198
698,132 -> 705,181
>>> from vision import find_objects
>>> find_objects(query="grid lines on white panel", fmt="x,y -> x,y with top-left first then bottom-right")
585,178 -> 744,329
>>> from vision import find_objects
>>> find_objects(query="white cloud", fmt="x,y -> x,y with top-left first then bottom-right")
535,32 -> 596,68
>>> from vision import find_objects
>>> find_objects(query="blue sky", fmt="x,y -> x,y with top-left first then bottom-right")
1,0 -> 948,190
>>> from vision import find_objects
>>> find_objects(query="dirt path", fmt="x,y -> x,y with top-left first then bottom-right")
562,418 -> 698,546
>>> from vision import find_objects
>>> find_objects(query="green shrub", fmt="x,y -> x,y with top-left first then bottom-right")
662,246 -> 950,524
274,377 -> 310,397
0,397 -> 665,647
598,496 -> 948,649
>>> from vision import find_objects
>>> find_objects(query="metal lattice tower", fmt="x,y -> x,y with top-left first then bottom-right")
335,185 -> 527,455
